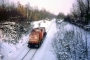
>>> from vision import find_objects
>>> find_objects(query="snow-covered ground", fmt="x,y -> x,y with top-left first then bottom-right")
1,19 -> 90,60
14,19 -> 56,60
52,22 -> 90,60
0,19 -> 54,60
31,20 -> 57,60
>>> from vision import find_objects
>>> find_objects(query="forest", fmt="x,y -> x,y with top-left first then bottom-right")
64,0 -> 90,25
0,0 -> 56,23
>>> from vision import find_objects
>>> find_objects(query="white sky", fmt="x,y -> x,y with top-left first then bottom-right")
10,0 -> 75,15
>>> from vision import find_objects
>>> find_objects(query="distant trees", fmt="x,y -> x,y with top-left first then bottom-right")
0,0 -> 56,22
17,2 -> 25,17
67,0 -> 90,25
0,0 -> 56,44
57,12 -> 65,19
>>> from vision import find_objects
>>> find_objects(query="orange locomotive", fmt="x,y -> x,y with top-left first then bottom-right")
28,27 -> 47,48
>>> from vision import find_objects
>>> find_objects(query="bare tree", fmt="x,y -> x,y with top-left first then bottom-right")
57,12 -> 65,19
70,0 -> 90,25
85,0 -> 90,24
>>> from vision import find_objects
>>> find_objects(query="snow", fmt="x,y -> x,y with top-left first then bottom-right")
22,49 -> 36,60
31,19 -> 57,60
1,18 -> 90,60
54,22 -> 90,60
33,20 -> 50,30
14,19 -> 56,60
14,47 -> 29,60
0,34 -> 29,60
0,19 -> 52,60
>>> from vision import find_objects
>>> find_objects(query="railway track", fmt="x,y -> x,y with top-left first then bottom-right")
22,49 -> 31,60
22,49 -> 37,60
15,20 -> 54,60
46,20 -> 54,32
29,49 -> 37,60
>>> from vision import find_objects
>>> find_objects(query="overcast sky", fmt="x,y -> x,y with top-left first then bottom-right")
10,0 -> 76,15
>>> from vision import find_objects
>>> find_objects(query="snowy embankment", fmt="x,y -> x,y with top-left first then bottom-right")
52,22 -> 90,60
0,19 -> 53,60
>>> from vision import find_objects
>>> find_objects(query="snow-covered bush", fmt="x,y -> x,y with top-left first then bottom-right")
0,21 -> 32,44
52,22 -> 87,60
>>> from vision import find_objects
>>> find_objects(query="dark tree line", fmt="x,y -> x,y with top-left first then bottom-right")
57,12 -> 65,19
0,0 -> 56,23
65,0 -> 90,25
0,0 -> 56,44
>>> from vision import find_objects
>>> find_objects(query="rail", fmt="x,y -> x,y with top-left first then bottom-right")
15,20 -> 55,60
